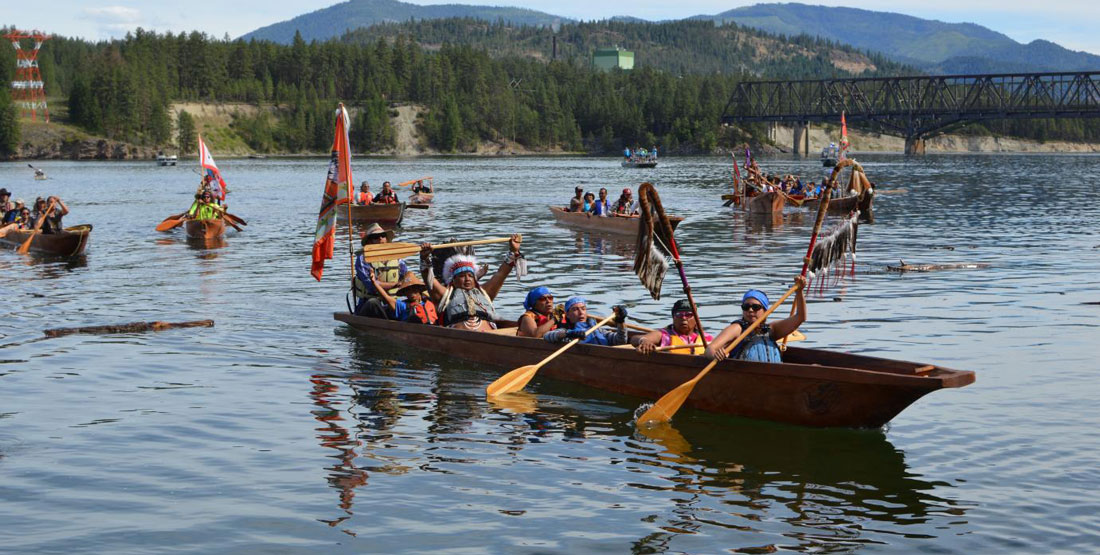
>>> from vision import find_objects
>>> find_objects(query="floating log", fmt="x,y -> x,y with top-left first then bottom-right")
886,260 -> 990,273
44,319 -> 214,338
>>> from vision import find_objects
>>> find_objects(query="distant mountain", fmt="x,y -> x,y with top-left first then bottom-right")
698,3 -> 1100,73
241,0 -> 568,43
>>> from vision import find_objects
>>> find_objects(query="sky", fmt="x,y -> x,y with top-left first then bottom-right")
5,0 -> 1100,55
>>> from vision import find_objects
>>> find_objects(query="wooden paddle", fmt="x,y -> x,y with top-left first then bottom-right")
17,199 -> 57,254
360,237 -> 513,263
635,282 -> 801,426
487,314 -> 617,396
156,212 -> 189,232
224,212 -> 248,226
406,203 -> 430,210
398,176 -> 432,188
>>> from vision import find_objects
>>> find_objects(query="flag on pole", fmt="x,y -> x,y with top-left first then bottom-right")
197,135 -> 227,200
311,104 -> 353,281
839,112 -> 850,153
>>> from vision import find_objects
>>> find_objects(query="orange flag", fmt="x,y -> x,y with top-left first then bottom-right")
311,104 -> 353,281
839,111 -> 850,152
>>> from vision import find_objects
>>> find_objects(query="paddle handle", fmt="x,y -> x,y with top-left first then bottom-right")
18,198 -> 56,254
533,314 -> 616,371
656,344 -> 704,352
431,237 -> 512,250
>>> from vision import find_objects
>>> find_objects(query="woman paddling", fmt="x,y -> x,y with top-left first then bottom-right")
633,299 -> 713,355
704,277 -> 807,363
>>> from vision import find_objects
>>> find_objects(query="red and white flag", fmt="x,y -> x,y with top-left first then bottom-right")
311,105 -> 353,281
197,135 -> 227,200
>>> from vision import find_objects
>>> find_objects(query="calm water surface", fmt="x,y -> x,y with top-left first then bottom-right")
1,154 -> 1098,553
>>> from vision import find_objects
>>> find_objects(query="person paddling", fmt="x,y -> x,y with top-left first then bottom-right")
187,190 -> 220,221
352,223 -> 408,318
517,286 -> 561,338
704,277 -> 808,363
633,299 -> 713,355
542,297 -> 629,346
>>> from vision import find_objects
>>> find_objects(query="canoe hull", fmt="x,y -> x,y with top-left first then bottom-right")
334,312 -> 974,428
803,190 -> 874,221
184,218 -> 226,240
1,224 -> 92,256
748,191 -> 785,214
621,161 -> 657,168
338,202 -> 406,226
549,206 -> 683,236
409,193 -> 433,204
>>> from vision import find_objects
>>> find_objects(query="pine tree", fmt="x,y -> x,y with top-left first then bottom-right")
177,110 -> 196,154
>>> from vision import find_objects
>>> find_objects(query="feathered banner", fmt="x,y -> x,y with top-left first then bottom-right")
310,105 -> 353,281
634,184 -> 675,300
197,135 -> 227,200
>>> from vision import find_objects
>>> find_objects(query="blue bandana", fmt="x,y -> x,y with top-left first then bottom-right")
524,286 -> 553,311
564,296 -> 587,313
742,290 -> 770,311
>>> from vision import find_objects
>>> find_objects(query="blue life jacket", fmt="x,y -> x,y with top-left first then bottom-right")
569,317 -> 614,346
730,319 -> 783,362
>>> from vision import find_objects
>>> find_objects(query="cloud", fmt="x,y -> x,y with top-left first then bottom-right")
82,5 -> 144,38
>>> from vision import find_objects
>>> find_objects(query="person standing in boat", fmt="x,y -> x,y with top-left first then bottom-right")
542,297 -> 629,346
367,271 -> 438,325
373,181 -> 399,204
356,182 -> 373,205
705,277 -> 808,363
633,299 -> 713,355
353,224 -> 408,319
568,186 -> 584,212
420,234 -> 523,331
32,196 -> 69,234
517,286 -> 562,338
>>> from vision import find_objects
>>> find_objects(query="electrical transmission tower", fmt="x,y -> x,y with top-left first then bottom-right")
5,29 -> 50,122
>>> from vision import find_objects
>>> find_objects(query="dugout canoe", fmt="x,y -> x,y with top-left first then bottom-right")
184,218 -> 225,240
335,312 -> 975,428
621,160 -> 658,168
748,190 -> 785,214
802,189 -> 874,221
550,206 -> 683,236
338,202 -> 406,226
0,224 -> 92,256
410,192 -> 434,204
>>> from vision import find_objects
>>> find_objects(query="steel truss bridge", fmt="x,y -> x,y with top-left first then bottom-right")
720,71 -> 1100,154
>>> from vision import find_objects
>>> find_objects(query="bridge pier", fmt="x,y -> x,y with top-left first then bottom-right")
905,136 -> 926,155
793,122 -> 810,157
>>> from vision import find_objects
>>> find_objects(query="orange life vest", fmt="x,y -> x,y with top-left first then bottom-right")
410,300 -> 439,325
524,310 -> 558,331
357,192 -> 372,204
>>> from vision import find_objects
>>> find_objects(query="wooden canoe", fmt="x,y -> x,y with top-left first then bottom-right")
802,189 -> 874,222
409,192 -> 433,204
747,191 -> 785,214
338,202 -> 406,226
550,206 -> 683,236
185,218 -> 226,240
621,160 -> 658,168
334,312 -> 975,428
0,224 -> 92,256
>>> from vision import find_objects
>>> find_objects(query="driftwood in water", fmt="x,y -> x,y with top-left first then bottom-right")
887,260 -> 990,273
44,319 -> 214,338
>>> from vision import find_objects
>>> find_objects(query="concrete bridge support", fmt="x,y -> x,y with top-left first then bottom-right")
793,122 -> 810,157
905,136 -> 926,155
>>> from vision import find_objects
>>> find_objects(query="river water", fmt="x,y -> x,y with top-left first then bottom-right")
1,154 -> 1097,553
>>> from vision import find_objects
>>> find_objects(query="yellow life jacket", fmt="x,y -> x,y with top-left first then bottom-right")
660,326 -> 706,355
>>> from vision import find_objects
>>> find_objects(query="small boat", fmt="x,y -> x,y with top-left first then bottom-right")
156,153 -> 178,166
184,218 -> 226,240
334,313 -> 976,428
338,202 -> 406,227
410,192 -> 434,204
747,190 -> 785,214
0,224 -> 92,256
550,206 -> 683,236
622,160 -> 658,168
33,173 -> 48,181
821,144 -> 840,167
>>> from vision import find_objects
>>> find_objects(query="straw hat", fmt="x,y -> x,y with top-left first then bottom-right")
395,273 -> 427,295
359,223 -> 394,243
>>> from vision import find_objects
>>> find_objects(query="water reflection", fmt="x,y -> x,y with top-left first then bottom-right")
186,236 -> 227,251
0,252 -> 87,277
570,230 -> 635,258
309,373 -> 368,533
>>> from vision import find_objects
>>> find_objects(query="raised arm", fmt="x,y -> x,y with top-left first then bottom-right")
420,243 -> 447,303
769,276 -> 807,341
482,234 -> 521,300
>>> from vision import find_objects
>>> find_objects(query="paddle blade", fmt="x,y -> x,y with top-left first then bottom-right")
360,241 -> 420,263
156,217 -> 185,232
486,365 -> 539,397
224,213 -> 248,226
636,379 -> 699,426
16,232 -> 35,254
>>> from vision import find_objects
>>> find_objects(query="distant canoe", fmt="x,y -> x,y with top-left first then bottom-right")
185,218 -> 225,240
822,157 -> 838,167
748,191 -> 785,214
1,224 -> 92,256
338,202 -> 406,227
622,160 -> 658,168
802,190 -> 874,221
550,206 -> 683,236
410,192 -> 434,204
335,312 -> 976,428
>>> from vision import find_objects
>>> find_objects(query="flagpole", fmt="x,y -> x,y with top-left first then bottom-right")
340,104 -> 355,279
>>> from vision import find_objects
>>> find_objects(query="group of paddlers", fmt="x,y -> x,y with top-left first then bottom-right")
183,175 -> 229,221
0,188 -> 68,233
350,222 -> 808,363
623,146 -> 658,162
353,181 -> 405,205
566,186 -> 639,216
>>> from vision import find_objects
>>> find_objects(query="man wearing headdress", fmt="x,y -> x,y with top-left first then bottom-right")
420,234 -> 523,331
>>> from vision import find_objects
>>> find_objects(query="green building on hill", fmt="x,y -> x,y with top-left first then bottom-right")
593,47 -> 634,71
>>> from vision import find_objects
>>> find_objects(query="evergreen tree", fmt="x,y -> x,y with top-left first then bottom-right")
177,110 -> 196,154
0,93 -> 19,157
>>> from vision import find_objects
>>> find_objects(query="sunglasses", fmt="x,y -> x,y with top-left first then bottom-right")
672,311 -> 694,319
741,303 -> 765,312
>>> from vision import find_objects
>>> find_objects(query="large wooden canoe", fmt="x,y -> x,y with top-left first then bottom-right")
747,191 -> 785,214
338,202 -> 406,226
185,218 -> 225,240
1,224 -> 92,256
802,189 -> 874,222
335,312 -> 975,428
550,206 -> 683,236
622,160 -> 658,168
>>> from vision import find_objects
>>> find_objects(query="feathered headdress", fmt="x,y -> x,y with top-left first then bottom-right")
442,254 -> 478,285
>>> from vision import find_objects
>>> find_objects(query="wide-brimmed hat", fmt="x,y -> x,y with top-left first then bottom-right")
14,198 -> 25,205
395,273 -> 427,295
0,188 -> 9,197
360,223 -> 394,243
